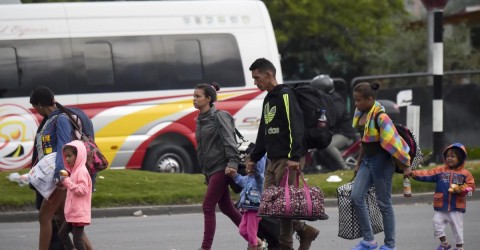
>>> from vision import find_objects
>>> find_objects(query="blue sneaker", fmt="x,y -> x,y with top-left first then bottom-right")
351,240 -> 378,250
437,242 -> 452,250
379,245 -> 396,250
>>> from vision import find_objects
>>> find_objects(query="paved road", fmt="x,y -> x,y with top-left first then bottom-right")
1,200 -> 480,250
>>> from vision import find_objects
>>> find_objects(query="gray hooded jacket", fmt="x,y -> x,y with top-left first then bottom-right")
196,107 -> 239,177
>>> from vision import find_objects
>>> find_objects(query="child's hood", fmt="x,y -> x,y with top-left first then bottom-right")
442,143 -> 467,169
63,140 -> 87,172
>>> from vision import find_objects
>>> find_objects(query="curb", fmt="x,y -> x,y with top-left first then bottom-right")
2,191 -> 478,223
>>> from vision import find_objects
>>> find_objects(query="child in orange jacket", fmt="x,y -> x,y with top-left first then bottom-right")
58,140 -> 93,250
409,143 -> 475,250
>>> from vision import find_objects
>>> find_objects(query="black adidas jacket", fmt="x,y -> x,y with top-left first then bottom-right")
250,84 -> 305,162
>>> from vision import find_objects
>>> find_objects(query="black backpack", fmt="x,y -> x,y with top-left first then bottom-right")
285,84 -> 336,150
374,111 -> 423,173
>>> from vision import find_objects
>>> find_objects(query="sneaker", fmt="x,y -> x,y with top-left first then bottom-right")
379,245 -> 396,250
258,240 -> 268,250
296,224 -> 319,250
437,242 -> 452,250
351,240 -> 378,250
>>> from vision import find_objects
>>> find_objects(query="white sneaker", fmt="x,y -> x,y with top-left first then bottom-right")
258,240 -> 268,250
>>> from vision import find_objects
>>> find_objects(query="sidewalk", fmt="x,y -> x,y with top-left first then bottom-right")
2,190 -> 478,223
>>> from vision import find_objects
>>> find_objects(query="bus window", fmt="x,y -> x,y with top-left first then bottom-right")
113,37 -> 157,91
15,39 -> 70,95
84,43 -> 115,87
0,47 -> 19,91
174,39 -> 203,83
201,34 -> 244,87
164,34 -> 244,89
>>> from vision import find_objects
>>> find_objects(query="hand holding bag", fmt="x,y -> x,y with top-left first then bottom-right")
28,153 -> 57,200
337,176 -> 384,240
258,168 -> 326,221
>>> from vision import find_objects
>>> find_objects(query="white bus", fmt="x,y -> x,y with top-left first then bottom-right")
0,0 -> 282,173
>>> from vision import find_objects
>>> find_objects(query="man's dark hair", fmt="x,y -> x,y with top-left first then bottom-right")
29,86 -> 55,106
249,58 -> 276,76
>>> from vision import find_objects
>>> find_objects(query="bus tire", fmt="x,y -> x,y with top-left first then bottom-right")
143,144 -> 193,173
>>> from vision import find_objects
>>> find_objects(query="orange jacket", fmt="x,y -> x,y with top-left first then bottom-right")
412,143 -> 475,213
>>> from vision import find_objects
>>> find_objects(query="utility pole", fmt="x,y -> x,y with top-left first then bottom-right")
420,0 -> 449,163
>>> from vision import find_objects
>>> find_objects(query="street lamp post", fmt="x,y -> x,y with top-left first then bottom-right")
420,0 -> 449,163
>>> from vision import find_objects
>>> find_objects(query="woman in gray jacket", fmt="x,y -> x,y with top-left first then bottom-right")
194,82 -> 242,250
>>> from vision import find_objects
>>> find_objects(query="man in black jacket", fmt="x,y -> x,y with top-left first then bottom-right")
246,58 -> 320,250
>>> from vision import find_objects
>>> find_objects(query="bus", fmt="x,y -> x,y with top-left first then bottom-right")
0,0 -> 282,173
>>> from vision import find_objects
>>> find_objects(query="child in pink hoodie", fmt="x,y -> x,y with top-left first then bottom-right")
58,140 -> 92,250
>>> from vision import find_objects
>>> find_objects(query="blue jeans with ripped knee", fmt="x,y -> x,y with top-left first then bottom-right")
351,151 -> 396,248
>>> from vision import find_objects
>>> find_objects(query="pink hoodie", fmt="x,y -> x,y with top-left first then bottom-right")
62,140 -> 92,224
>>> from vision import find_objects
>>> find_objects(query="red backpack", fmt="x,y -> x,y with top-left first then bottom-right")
375,111 -> 423,173
63,111 -> 109,175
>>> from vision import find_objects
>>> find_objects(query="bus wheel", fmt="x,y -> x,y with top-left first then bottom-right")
143,144 -> 193,173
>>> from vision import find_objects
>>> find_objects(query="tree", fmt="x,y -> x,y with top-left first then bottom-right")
264,0 -> 480,81
364,6 -> 480,79
263,0 -> 407,80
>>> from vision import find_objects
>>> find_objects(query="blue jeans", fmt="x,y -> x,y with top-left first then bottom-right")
351,151 -> 395,248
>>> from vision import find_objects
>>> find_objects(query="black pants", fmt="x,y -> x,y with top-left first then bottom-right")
58,222 -> 85,250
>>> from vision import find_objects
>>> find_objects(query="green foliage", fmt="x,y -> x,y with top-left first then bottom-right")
263,0 -> 480,80
263,0 -> 406,79
364,21 -> 480,76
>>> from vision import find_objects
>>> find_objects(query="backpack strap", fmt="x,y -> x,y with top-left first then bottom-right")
61,112 -> 91,142
214,110 -> 246,142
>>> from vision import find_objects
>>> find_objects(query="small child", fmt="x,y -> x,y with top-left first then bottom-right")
58,140 -> 93,250
226,155 -> 268,250
409,143 -> 475,250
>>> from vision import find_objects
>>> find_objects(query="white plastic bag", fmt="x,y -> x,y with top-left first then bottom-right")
7,172 -> 29,186
28,153 -> 57,200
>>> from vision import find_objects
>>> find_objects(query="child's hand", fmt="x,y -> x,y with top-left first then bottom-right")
225,167 -> 237,178
448,184 -> 464,193
59,175 -> 68,182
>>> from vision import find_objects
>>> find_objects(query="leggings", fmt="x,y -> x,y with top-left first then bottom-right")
58,222 -> 86,250
201,171 -> 242,250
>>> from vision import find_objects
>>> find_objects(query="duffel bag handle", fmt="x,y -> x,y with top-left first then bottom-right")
282,168 -> 313,217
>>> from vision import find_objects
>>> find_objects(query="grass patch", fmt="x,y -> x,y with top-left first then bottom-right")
1,162 -> 479,211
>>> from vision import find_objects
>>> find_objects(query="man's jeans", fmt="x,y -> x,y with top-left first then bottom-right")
351,152 -> 396,248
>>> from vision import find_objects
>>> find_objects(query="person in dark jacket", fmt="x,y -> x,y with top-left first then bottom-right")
409,143 -> 475,250
30,86 -> 93,250
246,58 -> 320,250
311,75 -> 357,171
194,82 -> 243,250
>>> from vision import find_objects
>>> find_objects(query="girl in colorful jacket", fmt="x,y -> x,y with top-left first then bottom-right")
226,155 -> 268,250
58,140 -> 93,250
410,143 -> 475,250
